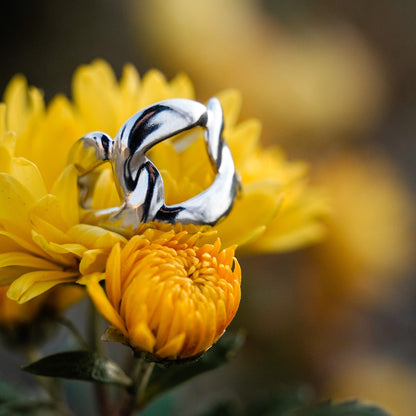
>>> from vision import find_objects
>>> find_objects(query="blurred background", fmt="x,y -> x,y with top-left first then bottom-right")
1,0 -> 415,414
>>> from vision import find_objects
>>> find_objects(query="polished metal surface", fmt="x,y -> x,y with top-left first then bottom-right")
69,97 -> 240,232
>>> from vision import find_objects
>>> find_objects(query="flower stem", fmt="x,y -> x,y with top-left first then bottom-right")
88,299 -> 112,416
55,315 -> 89,350
89,298 -> 104,354
137,360 -> 155,408
119,355 -> 155,416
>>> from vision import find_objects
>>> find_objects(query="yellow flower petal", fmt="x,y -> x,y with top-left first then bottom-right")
244,184 -> 330,253
155,332 -> 186,358
15,280 -> 76,304
216,182 -> 281,247
0,230 -> 27,253
31,230 -> 78,267
0,142 -> 12,173
10,157 -> 47,200
8,270 -> 78,303
30,194 -> 71,235
76,272 -> 104,285
216,89 -> 242,131
170,73 -> 195,99
227,118 -> 261,167
180,137 -> 213,181
138,70 -> 171,107
0,230 -> 44,256
0,173 -> 34,238
121,275 -> 150,332
73,59 -> 123,136
0,267 -> 37,286
48,242 -> 87,257
0,103 -> 6,137
105,243 -> 122,313
79,249 -> 107,275
128,322 -> 157,353
32,95 -> 81,188
0,130 -> 17,157
89,166 -> 121,210
67,224 -> 126,249
119,64 -> 141,116
147,141 -> 181,184
30,215 -> 72,245
4,75 -> 45,140
0,252 -> 62,270
86,275 -> 127,336
51,165 -> 80,227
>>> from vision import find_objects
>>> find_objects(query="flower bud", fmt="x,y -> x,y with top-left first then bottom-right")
87,225 -> 241,360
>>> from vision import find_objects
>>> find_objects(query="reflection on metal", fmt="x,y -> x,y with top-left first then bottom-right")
69,97 -> 240,232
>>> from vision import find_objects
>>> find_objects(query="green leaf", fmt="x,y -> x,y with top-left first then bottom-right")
22,350 -> 132,387
291,400 -> 391,416
144,330 -> 245,405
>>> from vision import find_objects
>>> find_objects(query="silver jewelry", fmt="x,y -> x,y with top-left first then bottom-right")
69,97 -> 240,232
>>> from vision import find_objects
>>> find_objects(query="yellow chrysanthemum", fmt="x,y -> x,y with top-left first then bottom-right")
0,59 -> 327,303
85,225 -> 241,359
67,60 -> 327,251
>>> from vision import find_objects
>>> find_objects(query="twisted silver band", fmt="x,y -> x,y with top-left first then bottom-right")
69,97 -> 240,233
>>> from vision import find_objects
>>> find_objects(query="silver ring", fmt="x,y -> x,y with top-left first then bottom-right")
69,97 -> 240,233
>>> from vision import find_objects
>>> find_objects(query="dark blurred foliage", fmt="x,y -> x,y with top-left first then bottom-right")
1,1 -> 416,415
0,0 -> 146,100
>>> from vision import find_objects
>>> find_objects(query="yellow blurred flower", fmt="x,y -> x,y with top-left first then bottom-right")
313,152 -> 415,302
0,286 -> 46,330
131,0 -> 387,142
0,59 -> 327,303
324,354 -> 416,416
0,284 -> 83,340
85,224 -> 241,359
